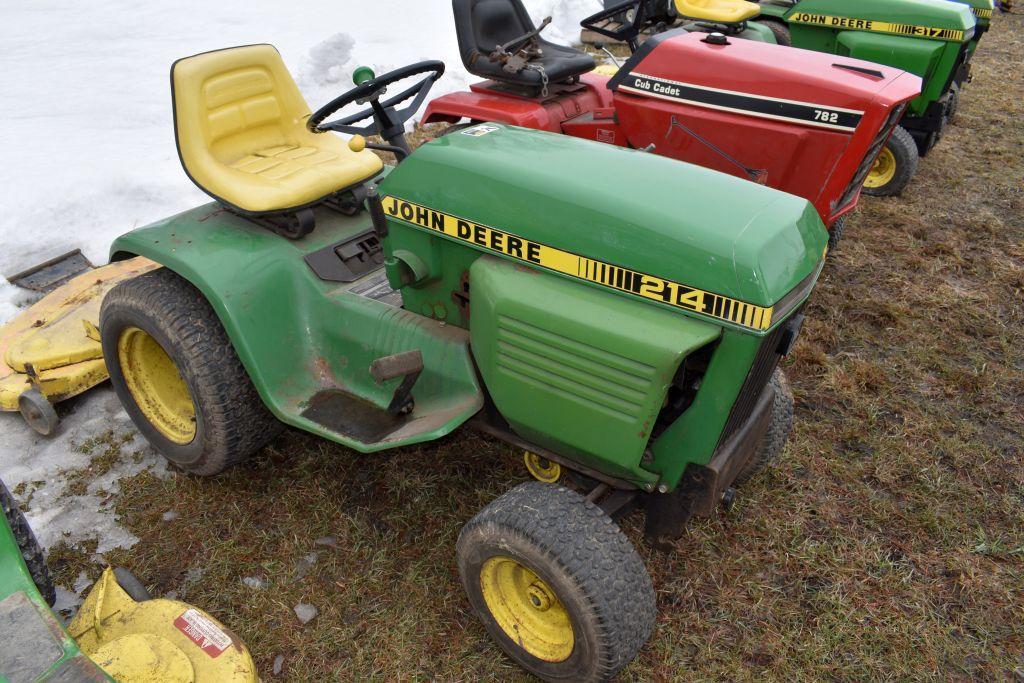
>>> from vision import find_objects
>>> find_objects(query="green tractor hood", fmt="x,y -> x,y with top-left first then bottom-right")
378,124 -> 826,327
948,0 -> 993,24
791,0 -> 976,41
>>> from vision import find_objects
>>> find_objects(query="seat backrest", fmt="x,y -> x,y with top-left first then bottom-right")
172,44 -> 311,176
453,0 -> 536,69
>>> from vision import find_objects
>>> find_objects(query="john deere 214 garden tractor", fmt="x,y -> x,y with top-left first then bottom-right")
597,0 -> 976,197
94,44 -> 827,680
0,478 -> 257,681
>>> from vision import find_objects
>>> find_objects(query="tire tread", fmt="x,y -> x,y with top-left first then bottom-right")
101,269 -> 282,475
459,482 -> 655,681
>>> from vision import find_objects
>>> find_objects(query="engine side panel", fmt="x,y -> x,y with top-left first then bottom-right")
469,256 -> 720,484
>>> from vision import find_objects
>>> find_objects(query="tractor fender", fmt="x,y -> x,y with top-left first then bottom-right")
422,90 -> 565,132
109,205 -> 484,453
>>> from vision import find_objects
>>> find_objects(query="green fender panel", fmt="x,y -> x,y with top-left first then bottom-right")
469,256 -> 720,486
111,205 -> 483,452
0,497 -> 111,681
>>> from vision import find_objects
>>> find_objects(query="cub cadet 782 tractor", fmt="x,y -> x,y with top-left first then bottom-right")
0,479 -> 257,681
94,44 -> 827,680
422,0 -> 921,239
596,0 -> 976,196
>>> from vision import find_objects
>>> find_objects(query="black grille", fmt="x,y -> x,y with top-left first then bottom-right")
835,102 -> 908,211
717,318 -> 791,446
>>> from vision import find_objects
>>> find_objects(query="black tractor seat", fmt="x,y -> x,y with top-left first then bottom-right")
454,0 -> 595,90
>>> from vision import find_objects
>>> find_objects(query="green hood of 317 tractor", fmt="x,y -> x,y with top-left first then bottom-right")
947,0 -> 993,23
378,124 -> 826,318
793,0 -> 976,38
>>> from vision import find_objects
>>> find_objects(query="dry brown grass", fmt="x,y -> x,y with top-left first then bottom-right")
55,13 -> 1024,681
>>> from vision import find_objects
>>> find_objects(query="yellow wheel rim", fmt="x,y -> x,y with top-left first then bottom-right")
480,556 -> 574,662
864,147 -> 897,188
117,327 -> 196,444
524,452 -> 561,483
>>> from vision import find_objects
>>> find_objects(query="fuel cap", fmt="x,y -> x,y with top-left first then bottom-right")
703,32 -> 730,45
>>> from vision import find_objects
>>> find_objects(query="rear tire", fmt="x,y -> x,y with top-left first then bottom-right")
101,269 -> 282,476
861,125 -> 919,197
457,482 -> 655,682
734,368 -> 793,486
756,18 -> 791,46
1,479 -> 55,606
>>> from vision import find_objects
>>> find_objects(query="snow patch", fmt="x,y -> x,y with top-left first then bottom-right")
523,0 -> 603,45
301,33 -> 357,87
53,586 -> 83,622
0,389 -> 169,553
293,603 -> 318,624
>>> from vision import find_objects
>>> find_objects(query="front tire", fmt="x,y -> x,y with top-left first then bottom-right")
100,269 -> 282,476
457,482 -> 655,682
734,368 -> 793,486
947,82 -> 961,123
861,125 -> 919,197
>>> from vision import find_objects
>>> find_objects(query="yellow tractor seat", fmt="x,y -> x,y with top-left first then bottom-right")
674,0 -> 761,23
172,44 -> 383,215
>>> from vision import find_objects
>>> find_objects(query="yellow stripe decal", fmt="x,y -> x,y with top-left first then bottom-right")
973,8 -> 992,18
789,12 -> 966,42
381,196 -> 773,331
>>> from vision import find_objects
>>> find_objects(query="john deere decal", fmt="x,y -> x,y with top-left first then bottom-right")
789,12 -> 966,42
381,196 -> 775,331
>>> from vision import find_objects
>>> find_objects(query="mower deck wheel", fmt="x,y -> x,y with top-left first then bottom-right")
18,388 -> 59,437
1,479 -> 56,606
100,269 -> 282,476
734,368 -> 793,486
457,482 -> 655,682
862,126 -> 919,197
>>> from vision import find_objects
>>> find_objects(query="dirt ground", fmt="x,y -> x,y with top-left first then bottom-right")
46,12 -> 1023,682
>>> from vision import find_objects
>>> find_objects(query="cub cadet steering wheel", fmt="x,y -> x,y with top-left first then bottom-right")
307,60 -> 445,159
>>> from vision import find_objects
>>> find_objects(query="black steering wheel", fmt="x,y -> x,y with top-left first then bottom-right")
307,60 -> 445,156
581,0 -> 651,52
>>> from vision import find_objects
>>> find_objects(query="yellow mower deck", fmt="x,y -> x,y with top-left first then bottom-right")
0,257 -> 158,415
69,568 -> 257,682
